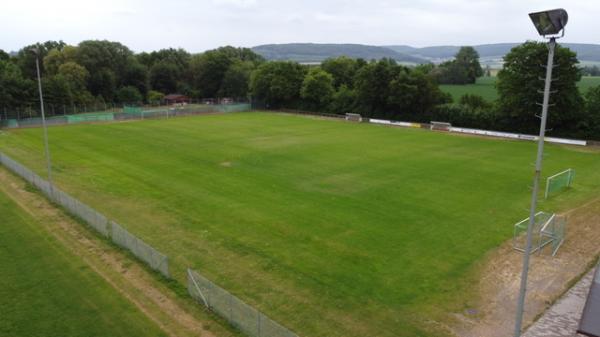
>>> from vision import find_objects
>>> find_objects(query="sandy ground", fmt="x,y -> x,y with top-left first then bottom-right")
450,198 -> 600,337
522,268 -> 595,337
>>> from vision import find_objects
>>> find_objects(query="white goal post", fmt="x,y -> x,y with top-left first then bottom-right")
545,168 -> 575,199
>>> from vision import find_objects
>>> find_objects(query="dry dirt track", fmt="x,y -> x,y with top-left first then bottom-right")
449,198 -> 600,337
0,167 -> 233,337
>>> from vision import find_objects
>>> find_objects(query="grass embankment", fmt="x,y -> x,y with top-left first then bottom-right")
0,189 -> 166,337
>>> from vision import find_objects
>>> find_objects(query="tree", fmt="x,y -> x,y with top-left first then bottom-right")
56,62 -> 94,105
584,86 -> 600,139
329,85 -> 357,115
150,61 -> 180,94
249,61 -> 306,108
0,49 -> 10,62
459,94 -> 492,111
123,59 -> 149,98
455,46 -> 483,82
116,86 -> 143,104
387,70 -> 449,116
497,41 -> 583,135
191,46 -> 263,98
75,40 -> 133,99
17,41 -> 66,79
0,60 -> 35,109
354,58 -> 402,116
147,90 -> 165,103
220,60 -> 255,99
300,68 -> 334,111
321,56 -> 361,89
436,46 -> 483,84
43,46 -> 78,75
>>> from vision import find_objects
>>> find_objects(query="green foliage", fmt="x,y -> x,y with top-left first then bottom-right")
0,49 -> 9,62
150,61 -> 180,94
250,61 -> 306,108
220,60 -> 255,98
436,46 -> 483,84
191,46 -> 262,98
581,65 -> 600,76
353,59 -> 446,118
497,41 -> 584,135
300,68 -> 334,111
2,113 -> 600,337
354,58 -> 402,116
459,94 -> 492,111
0,60 -> 35,108
320,56 -> 363,89
0,191 -> 166,337
75,40 -> 134,101
584,85 -> 600,139
328,85 -> 357,114
147,90 -> 165,103
116,86 -> 143,103
17,40 -> 66,79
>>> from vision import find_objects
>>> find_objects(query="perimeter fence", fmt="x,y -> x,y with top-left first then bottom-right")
0,151 -> 298,337
0,152 -> 169,278
188,269 -> 298,337
0,103 -> 251,129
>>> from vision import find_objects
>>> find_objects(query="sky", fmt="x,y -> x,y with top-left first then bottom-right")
1,0 -> 598,53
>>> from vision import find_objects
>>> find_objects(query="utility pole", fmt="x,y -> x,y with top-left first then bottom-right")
34,51 -> 54,186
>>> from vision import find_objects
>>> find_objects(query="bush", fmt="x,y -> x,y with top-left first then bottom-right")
116,86 -> 143,104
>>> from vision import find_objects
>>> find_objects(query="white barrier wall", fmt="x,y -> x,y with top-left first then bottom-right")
367,118 -> 587,146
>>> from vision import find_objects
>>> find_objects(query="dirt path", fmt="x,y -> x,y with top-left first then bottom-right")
449,198 -> 600,337
0,168 -> 227,337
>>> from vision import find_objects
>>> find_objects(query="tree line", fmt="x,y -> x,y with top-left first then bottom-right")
1,40 -> 599,140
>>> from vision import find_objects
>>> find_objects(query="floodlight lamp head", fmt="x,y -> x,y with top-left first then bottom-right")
529,8 -> 568,38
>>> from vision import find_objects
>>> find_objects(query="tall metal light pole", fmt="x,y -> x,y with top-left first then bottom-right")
513,9 -> 568,337
33,48 -> 53,186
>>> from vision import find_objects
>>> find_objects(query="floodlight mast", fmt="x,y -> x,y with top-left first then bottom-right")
513,9 -> 567,337
33,48 -> 53,187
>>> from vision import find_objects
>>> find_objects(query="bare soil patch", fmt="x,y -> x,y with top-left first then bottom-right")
449,199 -> 600,337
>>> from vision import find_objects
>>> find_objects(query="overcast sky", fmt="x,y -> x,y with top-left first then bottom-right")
1,0 -> 598,53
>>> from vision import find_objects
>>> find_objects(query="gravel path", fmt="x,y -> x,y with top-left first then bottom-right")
522,269 -> 594,337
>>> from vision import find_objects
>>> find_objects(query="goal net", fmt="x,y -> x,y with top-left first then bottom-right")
513,212 -> 566,256
545,168 -> 575,199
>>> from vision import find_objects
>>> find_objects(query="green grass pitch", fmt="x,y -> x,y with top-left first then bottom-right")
1,112 -> 600,336
440,76 -> 600,102
0,189 -> 166,337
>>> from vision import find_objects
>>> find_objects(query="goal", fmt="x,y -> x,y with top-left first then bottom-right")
513,212 -> 566,256
545,168 -> 575,199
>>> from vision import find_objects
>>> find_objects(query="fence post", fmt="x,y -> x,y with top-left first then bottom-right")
258,312 -> 262,337
230,294 -> 233,321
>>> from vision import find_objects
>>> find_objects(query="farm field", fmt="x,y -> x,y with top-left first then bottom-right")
1,112 -> 600,337
0,186 -> 166,337
440,75 -> 600,102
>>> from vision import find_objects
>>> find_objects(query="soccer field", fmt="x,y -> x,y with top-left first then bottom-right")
0,187 -> 166,337
1,112 -> 600,337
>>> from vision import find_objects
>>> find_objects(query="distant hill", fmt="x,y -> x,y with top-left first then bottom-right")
251,42 -> 600,67
252,43 -> 427,64
385,43 -> 600,65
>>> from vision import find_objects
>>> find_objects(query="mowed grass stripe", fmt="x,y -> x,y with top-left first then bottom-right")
1,112 -> 599,336
0,187 -> 166,337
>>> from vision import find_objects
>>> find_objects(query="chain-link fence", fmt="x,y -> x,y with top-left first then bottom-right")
111,221 -> 169,277
0,152 -> 168,277
1,104 -> 251,128
188,269 -> 298,337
